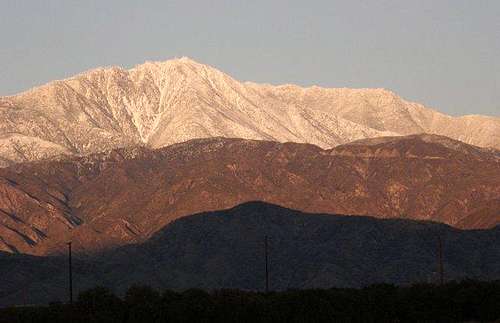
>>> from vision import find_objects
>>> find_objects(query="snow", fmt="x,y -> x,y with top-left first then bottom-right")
0,57 -> 498,166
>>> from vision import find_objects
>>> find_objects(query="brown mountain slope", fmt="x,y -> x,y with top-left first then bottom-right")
0,134 -> 499,255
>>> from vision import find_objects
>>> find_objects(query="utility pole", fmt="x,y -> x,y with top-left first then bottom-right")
264,235 -> 269,293
68,242 -> 73,305
437,235 -> 444,286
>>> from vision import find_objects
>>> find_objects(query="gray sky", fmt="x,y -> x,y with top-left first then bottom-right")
1,0 -> 499,116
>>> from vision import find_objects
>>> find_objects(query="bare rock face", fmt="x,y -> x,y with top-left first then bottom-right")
0,135 -> 498,256
0,57 -> 499,166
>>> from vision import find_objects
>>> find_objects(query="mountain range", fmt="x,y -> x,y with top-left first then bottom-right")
0,57 -> 499,166
0,202 -> 499,307
0,135 -> 498,256
0,58 -> 499,306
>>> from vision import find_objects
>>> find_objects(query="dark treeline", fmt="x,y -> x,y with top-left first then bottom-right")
1,280 -> 499,323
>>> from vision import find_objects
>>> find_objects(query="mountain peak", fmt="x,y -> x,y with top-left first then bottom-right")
133,56 -> 204,69
1,58 -> 499,166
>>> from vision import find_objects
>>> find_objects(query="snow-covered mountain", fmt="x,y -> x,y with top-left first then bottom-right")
0,57 -> 498,166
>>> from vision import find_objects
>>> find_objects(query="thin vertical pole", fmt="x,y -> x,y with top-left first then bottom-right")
68,242 -> 73,305
265,235 -> 269,293
438,235 -> 444,286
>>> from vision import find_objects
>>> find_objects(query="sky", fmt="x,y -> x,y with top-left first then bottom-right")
0,0 -> 499,117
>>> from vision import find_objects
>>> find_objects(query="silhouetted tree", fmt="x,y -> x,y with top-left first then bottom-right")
124,285 -> 161,323
0,280 -> 499,323
76,286 -> 124,323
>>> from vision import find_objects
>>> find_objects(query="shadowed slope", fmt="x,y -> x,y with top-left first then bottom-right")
0,202 -> 499,307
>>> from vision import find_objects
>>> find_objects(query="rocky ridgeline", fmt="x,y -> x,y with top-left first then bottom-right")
0,135 -> 498,255
0,57 -> 499,166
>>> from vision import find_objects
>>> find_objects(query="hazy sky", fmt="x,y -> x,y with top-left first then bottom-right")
1,0 -> 499,116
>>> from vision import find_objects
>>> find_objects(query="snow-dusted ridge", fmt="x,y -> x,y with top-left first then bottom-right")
0,57 -> 499,166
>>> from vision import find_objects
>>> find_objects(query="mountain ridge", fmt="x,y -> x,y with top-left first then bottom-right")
1,201 -> 499,307
1,57 -> 499,166
0,135 -> 498,256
